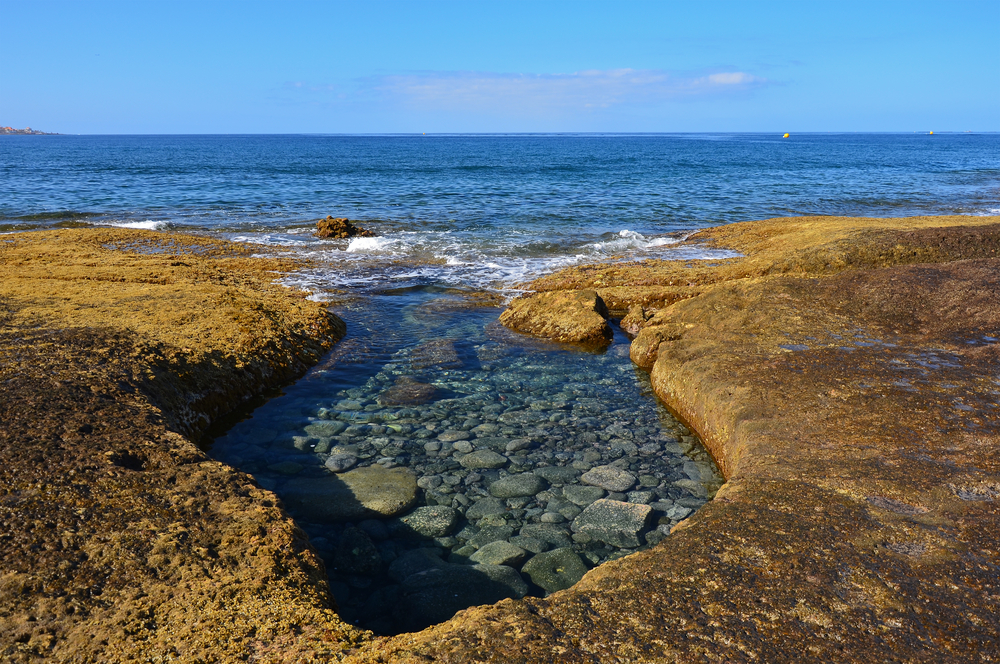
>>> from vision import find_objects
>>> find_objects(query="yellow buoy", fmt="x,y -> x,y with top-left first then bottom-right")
929,131 -> 933,135
782,133 -> 790,138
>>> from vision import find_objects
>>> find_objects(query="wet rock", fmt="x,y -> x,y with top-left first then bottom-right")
466,496 -> 508,520
304,420 -> 347,437
378,379 -> 438,406
489,473 -> 549,498
410,339 -> 462,370
581,465 -> 636,492
438,430 -> 471,442
468,525 -> 515,549
314,216 -> 375,239
620,304 -> 654,335
519,523 -> 573,549
324,454 -> 358,472
459,450 -> 508,469
533,465 -> 582,485
387,506 -> 460,540
283,466 -> 418,522
469,541 -> 527,567
393,563 -> 528,632
572,499 -> 652,548
499,289 -> 612,346
521,548 -> 588,595
563,484 -> 606,506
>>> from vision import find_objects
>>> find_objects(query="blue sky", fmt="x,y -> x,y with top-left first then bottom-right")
1,0 -> 997,133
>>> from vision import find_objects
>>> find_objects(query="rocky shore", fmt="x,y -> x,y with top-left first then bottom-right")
3,216 -> 999,662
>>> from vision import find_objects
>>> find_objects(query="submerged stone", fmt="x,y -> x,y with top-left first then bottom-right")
459,450 -> 508,469
572,499 -> 652,548
393,563 -> 528,632
521,548 -> 588,594
489,473 -> 548,498
581,465 -> 637,492
387,506 -> 460,540
282,466 -> 418,522
469,540 -> 527,567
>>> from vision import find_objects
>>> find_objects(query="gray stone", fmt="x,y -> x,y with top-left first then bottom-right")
417,475 -> 443,490
453,440 -> 474,454
509,535 -> 548,554
627,490 -> 655,504
468,525 -> 515,549
393,563 -> 527,632
438,430 -> 470,442
673,478 -> 709,499
563,485 -> 605,506
521,548 -> 588,594
519,523 -> 573,549
667,505 -> 694,520
282,466 -> 418,522
541,512 -> 566,523
581,465 -> 636,492
533,465 -> 582,485
466,497 -> 508,520
303,420 -> 347,437
324,454 -> 357,472
387,506 -> 460,540
459,450 -> 508,469
571,499 -> 652,548
489,473 -> 548,498
505,438 -> 532,452
469,540 -> 527,566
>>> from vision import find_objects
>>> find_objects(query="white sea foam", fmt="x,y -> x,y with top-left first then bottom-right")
236,226 -> 739,297
346,236 -> 399,253
590,229 -> 680,253
97,219 -> 169,231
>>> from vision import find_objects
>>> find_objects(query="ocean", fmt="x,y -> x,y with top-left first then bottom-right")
3,133 -> 998,633
3,133 -> 998,295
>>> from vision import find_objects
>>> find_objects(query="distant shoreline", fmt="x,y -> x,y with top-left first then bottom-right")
0,126 -> 59,135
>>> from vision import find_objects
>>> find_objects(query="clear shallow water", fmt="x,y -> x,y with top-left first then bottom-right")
210,293 -> 723,633
4,133 -> 997,632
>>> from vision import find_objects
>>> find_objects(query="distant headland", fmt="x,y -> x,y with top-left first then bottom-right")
1,125 -> 58,135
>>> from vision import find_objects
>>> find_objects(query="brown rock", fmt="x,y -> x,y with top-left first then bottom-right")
499,288 -> 612,345
378,377 -> 438,405
314,216 -> 376,239
410,338 -> 463,369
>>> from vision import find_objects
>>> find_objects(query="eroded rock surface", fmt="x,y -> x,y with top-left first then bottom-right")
499,288 -> 612,345
6,218 -> 1000,662
0,229 -> 366,662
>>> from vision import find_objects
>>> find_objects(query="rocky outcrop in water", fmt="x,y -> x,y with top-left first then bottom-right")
314,215 -> 376,239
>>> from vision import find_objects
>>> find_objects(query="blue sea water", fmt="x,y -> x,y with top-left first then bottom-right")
3,133 -> 998,293
4,133 -> 999,633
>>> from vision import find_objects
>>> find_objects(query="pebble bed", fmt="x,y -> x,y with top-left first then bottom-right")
211,294 -> 723,634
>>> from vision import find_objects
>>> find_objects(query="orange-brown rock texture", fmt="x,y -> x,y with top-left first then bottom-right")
0,229 -> 367,662
4,217 -> 1000,662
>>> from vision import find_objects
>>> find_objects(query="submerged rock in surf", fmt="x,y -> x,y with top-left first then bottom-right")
314,216 -> 376,239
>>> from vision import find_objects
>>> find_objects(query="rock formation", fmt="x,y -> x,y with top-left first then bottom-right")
314,216 -> 376,239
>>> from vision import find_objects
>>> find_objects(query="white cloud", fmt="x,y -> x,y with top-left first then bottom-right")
363,69 -> 767,113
